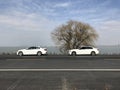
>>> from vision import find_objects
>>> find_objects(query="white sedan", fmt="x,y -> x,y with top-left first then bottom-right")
17,46 -> 47,56
68,46 -> 99,56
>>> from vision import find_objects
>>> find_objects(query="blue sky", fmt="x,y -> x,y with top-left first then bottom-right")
0,0 -> 120,46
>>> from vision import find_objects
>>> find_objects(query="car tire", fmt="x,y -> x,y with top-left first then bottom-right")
72,52 -> 76,56
91,51 -> 96,56
37,51 -> 42,56
18,52 -> 23,56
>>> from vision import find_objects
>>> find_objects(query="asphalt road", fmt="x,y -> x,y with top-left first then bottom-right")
0,71 -> 120,90
0,55 -> 120,90
0,55 -> 120,69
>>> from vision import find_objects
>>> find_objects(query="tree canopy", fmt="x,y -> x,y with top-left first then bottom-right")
51,20 -> 98,53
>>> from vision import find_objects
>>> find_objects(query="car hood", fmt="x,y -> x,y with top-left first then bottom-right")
18,49 -> 26,51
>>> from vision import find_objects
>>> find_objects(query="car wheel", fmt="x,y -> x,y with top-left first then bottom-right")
91,51 -> 96,56
72,52 -> 76,56
37,51 -> 42,56
18,52 -> 23,56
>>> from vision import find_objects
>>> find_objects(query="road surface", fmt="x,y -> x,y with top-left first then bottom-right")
0,55 -> 120,90
0,55 -> 120,69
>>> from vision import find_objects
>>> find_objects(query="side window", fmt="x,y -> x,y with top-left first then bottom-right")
80,47 -> 86,49
28,47 -> 33,49
28,47 -> 36,49
36,47 -> 40,49
89,47 -> 93,49
80,47 -> 93,49
33,47 -> 37,49
86,47 -> 92,49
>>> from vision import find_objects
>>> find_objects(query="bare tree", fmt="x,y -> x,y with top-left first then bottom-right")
51,20 -> 98,53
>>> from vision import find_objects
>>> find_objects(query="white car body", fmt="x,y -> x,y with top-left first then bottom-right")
68,46 -> 99,56
17,46 -> 47,56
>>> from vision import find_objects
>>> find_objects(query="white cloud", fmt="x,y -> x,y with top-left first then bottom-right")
54,2 -> 71,8
95,20 -> 120,45
0,11 -> 58,31
70,9 -> 97,15
0,11 -> 60,46
100,20 -> 120,31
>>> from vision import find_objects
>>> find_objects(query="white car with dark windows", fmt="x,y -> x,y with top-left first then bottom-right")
17,46 -> 47,56
68,46 -> 99,56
